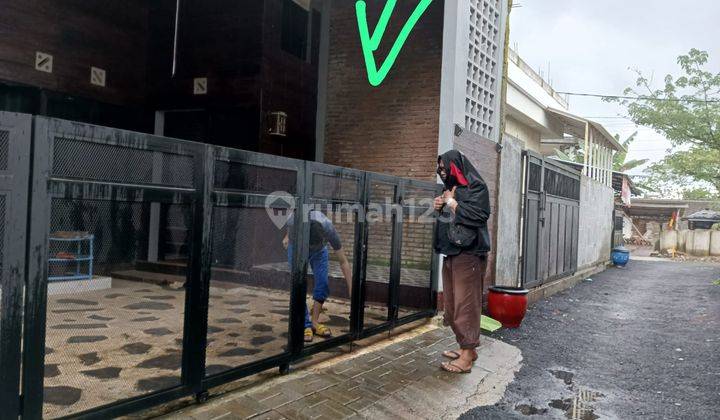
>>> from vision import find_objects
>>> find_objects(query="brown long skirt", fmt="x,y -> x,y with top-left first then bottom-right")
442,252 -> 487,349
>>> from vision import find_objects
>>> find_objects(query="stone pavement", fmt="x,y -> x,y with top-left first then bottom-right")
43,278 -> 393,418
164,326 -> 522,420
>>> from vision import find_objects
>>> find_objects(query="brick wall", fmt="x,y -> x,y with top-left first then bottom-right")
331,211 -> 433,269
323,0 -> 444,181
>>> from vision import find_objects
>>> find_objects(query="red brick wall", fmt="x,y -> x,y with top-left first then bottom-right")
323,0 -> 444,181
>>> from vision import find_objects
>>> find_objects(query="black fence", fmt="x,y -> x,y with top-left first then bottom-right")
0,113 -> 439,419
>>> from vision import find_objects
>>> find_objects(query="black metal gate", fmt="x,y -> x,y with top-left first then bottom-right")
0,112 -> 439,419
0,112 -> 32,418
521,151 -> 580,289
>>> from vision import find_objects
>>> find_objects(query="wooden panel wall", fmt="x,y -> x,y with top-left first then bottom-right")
148,0 -> 265,109
0,0 -> 149,106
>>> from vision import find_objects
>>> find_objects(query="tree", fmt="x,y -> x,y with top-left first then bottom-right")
553,131 -> 648,172
683,187 -> 717,200
610,48 -> 720,197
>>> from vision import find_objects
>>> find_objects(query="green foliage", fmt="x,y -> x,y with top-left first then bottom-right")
682,187 -> 718,200
612,131 -> 649,172
552,132 -> 647,172
609,49 -> 720,197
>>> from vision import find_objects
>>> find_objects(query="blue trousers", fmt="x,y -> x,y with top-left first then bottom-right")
287,245 -> 330,328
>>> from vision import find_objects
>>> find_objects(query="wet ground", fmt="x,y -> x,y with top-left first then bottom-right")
461,260 -> 720,419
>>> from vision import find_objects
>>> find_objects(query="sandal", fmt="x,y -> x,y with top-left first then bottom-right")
442,350 -> 478,361
304,327 -> 314,342
313,324 -> 332,338
441,361 -> 472,374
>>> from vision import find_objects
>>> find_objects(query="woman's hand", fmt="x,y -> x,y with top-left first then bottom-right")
434,196 -> 445,211
443,187 -> 458,212
282,234 -> 289,250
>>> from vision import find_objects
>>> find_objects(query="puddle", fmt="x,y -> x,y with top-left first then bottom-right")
515,404 -> 548,416
550,369 -> 574,385
549,388 -> 604,420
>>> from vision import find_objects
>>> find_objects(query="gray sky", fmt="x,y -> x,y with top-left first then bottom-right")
509,0 -> 720,174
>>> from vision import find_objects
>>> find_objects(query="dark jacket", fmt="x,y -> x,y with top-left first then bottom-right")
434,150 -> 491,256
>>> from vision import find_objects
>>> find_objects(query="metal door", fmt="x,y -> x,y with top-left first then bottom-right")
522,151 -> 580,288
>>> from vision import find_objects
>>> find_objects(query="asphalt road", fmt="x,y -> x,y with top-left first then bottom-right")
461,260 -> 720,420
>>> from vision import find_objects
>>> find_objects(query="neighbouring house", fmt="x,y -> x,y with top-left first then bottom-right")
626,199 -> 720,255
494,49 -> 625,296
611,171 -> 642,243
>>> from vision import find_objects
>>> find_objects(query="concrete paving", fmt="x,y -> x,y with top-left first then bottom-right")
163,327 -> 522,420
461,260 -> 720,419
43,278 -> 399,418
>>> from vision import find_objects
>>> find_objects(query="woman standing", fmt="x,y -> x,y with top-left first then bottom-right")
433,150 -> 491,373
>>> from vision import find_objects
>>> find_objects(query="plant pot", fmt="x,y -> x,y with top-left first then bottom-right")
612,245 -> 630,267
488,286 -> 529,328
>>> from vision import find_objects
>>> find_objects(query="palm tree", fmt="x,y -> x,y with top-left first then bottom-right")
553,131 -> 648,173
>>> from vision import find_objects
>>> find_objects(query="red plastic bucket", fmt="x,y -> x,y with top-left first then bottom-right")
488,286 -> 529,328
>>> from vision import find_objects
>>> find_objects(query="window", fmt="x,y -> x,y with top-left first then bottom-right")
281,0 -> 309,59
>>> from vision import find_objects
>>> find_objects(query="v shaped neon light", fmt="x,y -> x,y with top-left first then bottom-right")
355,0 -> 433,87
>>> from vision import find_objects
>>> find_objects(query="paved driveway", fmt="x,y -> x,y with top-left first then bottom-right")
462,260 -> 720,419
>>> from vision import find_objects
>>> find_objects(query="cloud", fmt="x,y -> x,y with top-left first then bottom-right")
508,0 -> 720,168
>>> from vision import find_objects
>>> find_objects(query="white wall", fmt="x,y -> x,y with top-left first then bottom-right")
505,116 -> 541,152
577,177 -> 614,268
495,135 -> 524,286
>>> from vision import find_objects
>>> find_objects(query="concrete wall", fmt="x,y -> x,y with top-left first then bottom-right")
494,135 -> 523,286
577,177 -> 614,268
505,116 -> 541,153
454,129 -> 500,292
660,229 -> 720,256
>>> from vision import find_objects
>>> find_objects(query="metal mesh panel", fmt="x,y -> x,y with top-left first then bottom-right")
311,174 -> 359,201
312,207 -> 355,338
0,196 -> 5,350
544,168 -> 580,200
206,205 -> 291,376
0,130 -> 8,171
160,204 -> 191,261
398,213 -> 433,313
43,199 -> 187,418
363,181 -> 396,329
160,152 -> 195,187
528,162 -> 542,192
214,161 -> 297,194
402,185 -> 436,205
52,137 -> 194,188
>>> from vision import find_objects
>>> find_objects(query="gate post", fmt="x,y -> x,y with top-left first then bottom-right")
349,173 -> 369,337
182,144 -> 214,395
0,112 -> 32,418
22,116 -> 53,420
288,162 -> 310,357
387,180 -> 404,326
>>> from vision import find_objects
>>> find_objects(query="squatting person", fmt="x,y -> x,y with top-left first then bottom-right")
283,209 -> 352,342
434,150 -> 491,374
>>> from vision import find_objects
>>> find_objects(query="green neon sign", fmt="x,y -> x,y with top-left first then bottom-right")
356,0 -> 433,87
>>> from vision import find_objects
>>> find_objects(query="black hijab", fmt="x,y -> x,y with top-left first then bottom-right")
438,150 -> 486,191
437,150 -> 490,228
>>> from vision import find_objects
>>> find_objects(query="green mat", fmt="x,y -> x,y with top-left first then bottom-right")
481,315 -> 502,332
